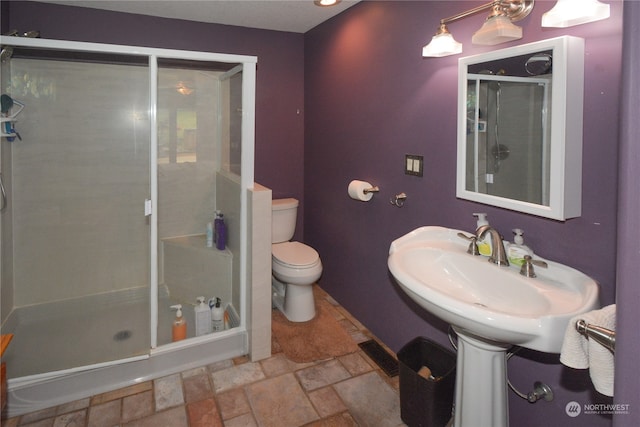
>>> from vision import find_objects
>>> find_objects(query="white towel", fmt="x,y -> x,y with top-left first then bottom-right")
560,304 -> 616,397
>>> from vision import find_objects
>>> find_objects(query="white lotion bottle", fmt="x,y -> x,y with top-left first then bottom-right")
473,213 -> 492,256
195,296 -> 212,336
210,297 -> 224,332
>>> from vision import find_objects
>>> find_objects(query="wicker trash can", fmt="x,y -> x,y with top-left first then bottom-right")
398,337 -> 456,427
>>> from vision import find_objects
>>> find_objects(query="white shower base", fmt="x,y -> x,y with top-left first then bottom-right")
2,286 -> 247,417
4,287 -> 152,379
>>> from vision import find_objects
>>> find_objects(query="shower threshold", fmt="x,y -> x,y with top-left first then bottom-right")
7,328 -> 247,418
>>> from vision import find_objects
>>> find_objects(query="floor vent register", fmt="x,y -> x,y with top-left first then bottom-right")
358,340 -> 399,377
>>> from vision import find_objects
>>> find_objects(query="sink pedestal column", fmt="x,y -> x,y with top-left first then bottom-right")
452,327 -> 511,427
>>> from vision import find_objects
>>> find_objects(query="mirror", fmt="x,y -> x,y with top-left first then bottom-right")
457,36 -> 584,220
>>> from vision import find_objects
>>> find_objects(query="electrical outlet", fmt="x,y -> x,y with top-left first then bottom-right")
405,154 -> 424,177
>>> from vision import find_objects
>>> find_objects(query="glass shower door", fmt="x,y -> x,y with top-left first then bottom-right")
156,60 -> 231,345
5,54 -> 151,377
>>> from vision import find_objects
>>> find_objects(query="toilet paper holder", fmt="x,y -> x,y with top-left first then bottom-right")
363,186 -> 380,194
347,180 -> 379,202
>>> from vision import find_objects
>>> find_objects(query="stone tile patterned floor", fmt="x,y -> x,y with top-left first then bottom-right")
1,287 -> 407,427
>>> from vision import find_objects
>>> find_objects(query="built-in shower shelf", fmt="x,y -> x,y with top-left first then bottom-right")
162,234 -> 232,255
161,234 -> 233,306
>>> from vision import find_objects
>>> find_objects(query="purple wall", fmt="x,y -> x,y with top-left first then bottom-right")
305,1 -> 626,426
4,0 -> 635,425
613,2 -> 640,426
2,0 -> 306,239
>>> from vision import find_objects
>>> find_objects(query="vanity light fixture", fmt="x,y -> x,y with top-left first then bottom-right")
421,23 -> 462,57
541,0 -> 610,28
471,3 -> 523,45
422,0 -> 534,57
314,0 -> 341,7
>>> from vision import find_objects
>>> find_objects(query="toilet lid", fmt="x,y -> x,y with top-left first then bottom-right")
272,242 -> 319,267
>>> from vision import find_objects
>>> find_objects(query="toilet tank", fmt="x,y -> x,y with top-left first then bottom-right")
272,198 -> 299,243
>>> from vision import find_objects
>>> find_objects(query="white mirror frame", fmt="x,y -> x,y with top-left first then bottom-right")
456,36 -> 584,221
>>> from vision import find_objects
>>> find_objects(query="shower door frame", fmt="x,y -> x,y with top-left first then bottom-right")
0,35 -> 256,364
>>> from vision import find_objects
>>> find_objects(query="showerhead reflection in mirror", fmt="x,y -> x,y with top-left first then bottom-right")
525,53 -> 552,76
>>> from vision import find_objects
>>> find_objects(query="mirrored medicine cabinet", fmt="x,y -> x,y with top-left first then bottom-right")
456,36 -> 584,220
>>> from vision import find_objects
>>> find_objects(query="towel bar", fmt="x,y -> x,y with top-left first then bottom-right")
576,319 -> 615,353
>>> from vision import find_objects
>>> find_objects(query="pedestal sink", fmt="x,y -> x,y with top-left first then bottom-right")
388,226 -> 599,427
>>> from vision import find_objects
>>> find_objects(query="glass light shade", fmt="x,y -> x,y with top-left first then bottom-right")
314,0 -> 341,6
471,15 -> 523,46
422,32 -> 463,57
541,0 -> 610,27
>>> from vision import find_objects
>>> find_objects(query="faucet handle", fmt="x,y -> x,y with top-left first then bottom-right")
520,255 -> 548,278
457,232 -> 480,256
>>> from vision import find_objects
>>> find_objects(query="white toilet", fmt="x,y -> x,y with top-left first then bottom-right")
271,198 -> 322,322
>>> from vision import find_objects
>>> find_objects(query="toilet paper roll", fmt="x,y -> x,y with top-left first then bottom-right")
348,180 -> 374,202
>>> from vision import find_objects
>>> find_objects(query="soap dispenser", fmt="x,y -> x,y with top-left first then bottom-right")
194,297 -> 212,336
473,213 -> 492,256
171,304 -> 187,342
508,228 -> 533,266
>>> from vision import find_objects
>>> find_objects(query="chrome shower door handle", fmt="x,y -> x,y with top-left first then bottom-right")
0,172 -> 7,213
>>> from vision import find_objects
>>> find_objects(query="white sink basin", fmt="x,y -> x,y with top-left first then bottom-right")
388,226 -> 599,353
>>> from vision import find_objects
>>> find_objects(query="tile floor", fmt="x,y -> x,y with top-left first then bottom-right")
1,287 -> 407,427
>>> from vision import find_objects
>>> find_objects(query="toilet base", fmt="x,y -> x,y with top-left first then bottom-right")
272,277 -> 316,322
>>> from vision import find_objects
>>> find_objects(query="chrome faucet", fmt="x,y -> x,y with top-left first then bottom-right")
476,225 -> 509,266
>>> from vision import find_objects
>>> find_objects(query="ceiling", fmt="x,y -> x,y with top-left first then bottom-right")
34,0 -> 362,33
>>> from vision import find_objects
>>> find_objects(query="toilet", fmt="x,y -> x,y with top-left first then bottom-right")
271,198 -> 322,322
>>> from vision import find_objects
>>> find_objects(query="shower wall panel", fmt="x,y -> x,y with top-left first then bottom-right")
10,58 -> 150,306
248,182 -> 272,361
157,69 -> 220,241
162,235 -> 232,305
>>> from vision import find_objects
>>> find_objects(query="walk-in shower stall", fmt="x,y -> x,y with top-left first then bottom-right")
0,36 -> 260,416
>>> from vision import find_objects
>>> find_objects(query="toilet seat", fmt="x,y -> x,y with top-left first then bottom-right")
272,241 -> 320,268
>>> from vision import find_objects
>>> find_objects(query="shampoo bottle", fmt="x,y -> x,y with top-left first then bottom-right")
508,229 -> 533,266
210,298 -> 224,332
194,297 -> 212,336
214,211 -> 223,243
216,217 -> 227,251
171,304 -> 187,342
473,213 -> 492,256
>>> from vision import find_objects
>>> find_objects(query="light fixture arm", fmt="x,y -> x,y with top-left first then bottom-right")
440,1 -> 495,26
422,0 -> 534,58
439,0 -> 534,26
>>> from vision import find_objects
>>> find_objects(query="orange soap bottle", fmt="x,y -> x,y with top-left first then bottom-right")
171,304 -> 187,342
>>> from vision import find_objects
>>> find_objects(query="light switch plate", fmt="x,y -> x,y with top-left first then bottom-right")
405,154 -> 424,177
